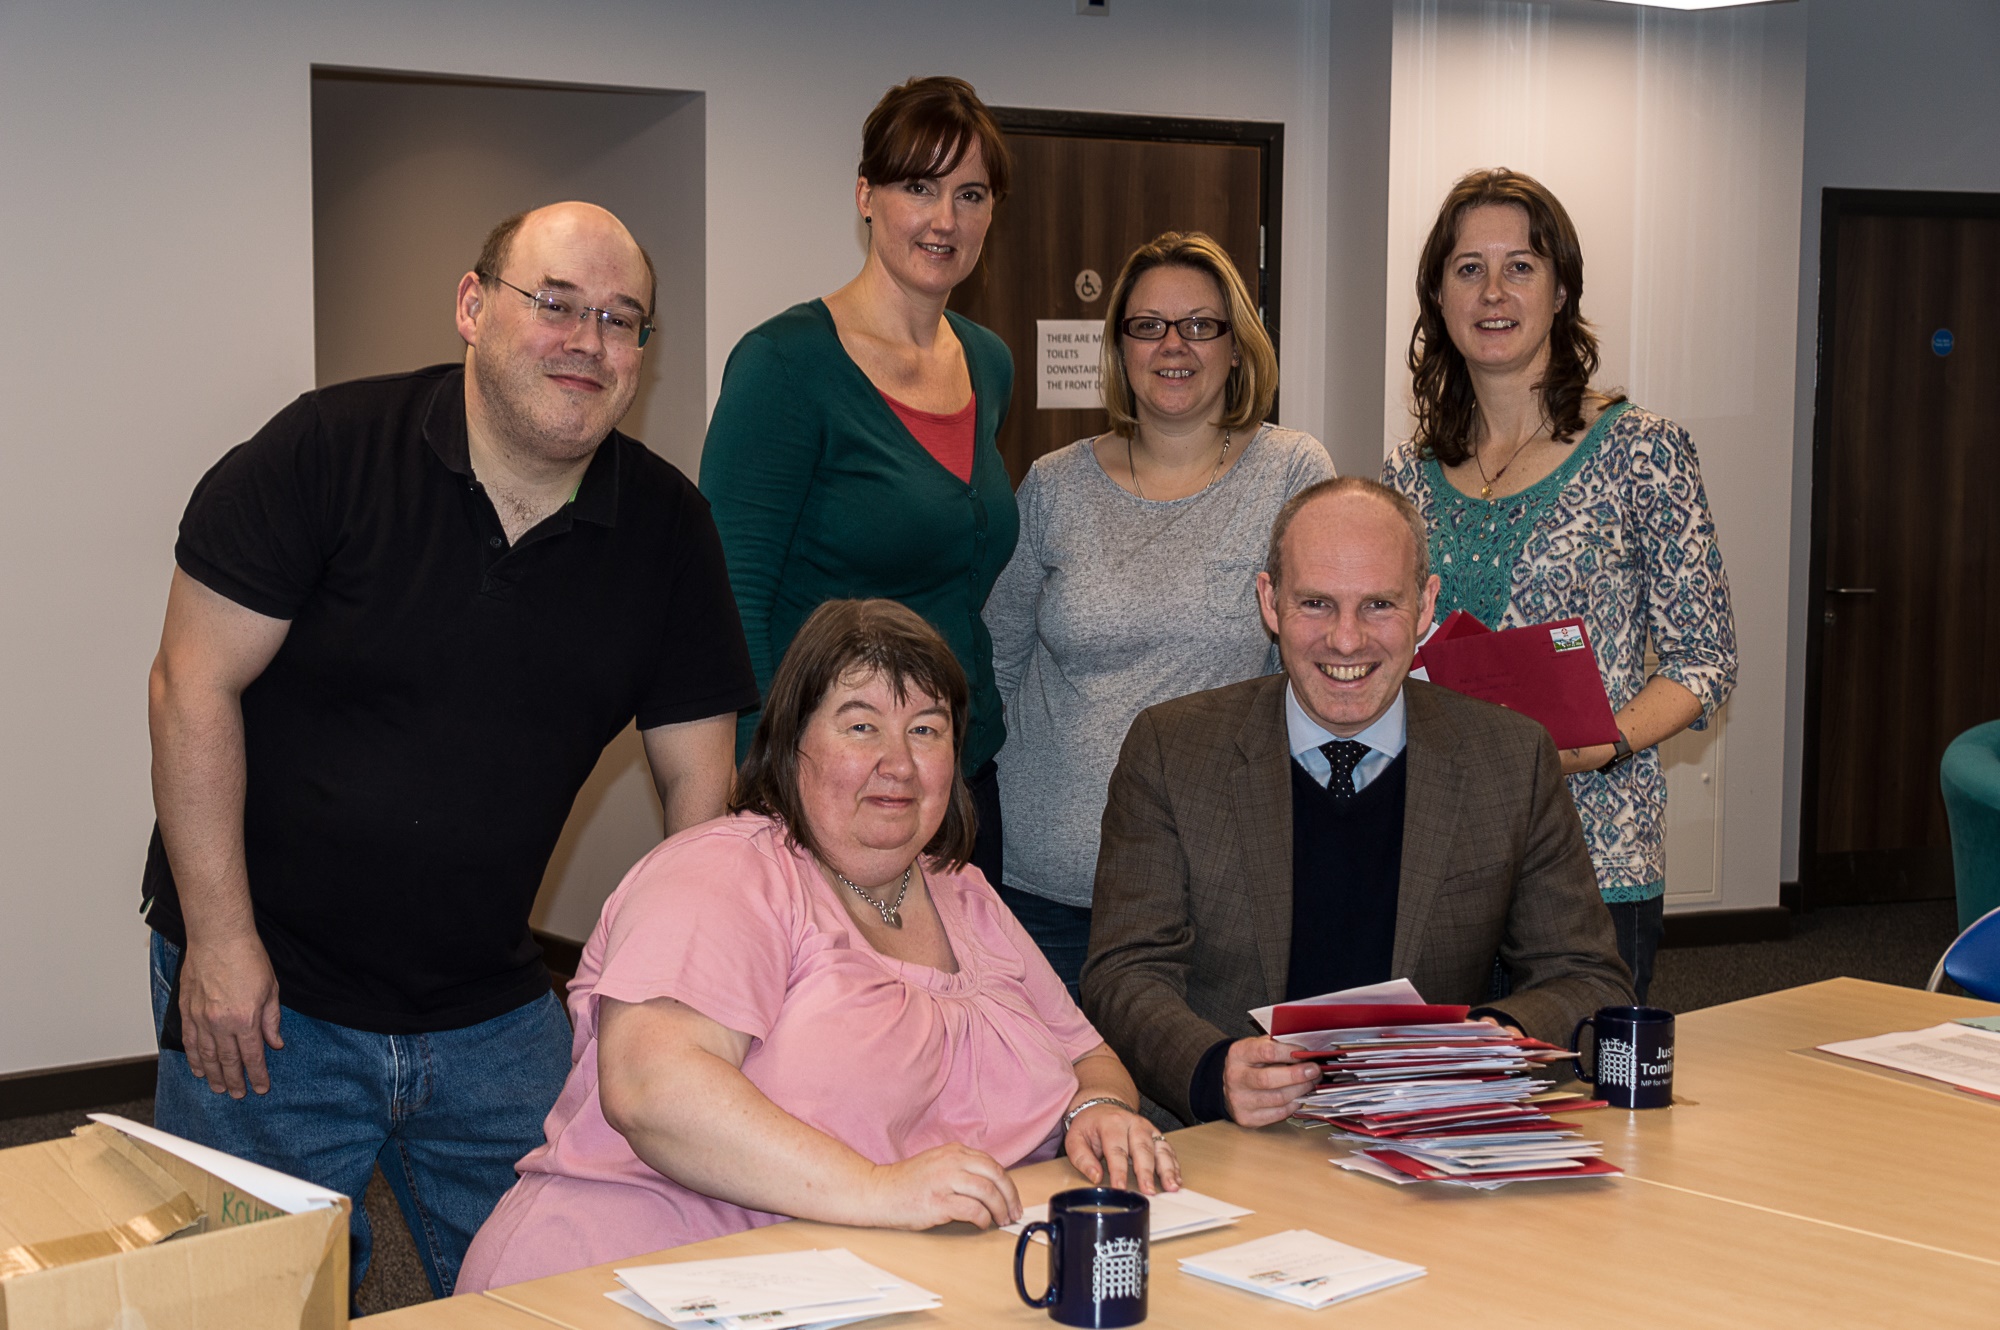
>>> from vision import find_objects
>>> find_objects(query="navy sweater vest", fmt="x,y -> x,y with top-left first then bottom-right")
1285,751 -> 1408,1000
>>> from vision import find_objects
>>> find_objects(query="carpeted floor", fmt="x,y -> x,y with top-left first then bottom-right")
3,899 -> 1967,1316
1647,898 -> 1960,1013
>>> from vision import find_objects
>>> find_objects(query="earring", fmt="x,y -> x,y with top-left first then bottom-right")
863,216 -> 872,225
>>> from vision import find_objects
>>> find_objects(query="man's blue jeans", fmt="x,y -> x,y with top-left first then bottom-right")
149,932 -> 571,1297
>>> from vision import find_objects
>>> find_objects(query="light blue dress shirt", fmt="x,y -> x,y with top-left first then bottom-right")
1284,684 -> 1409,793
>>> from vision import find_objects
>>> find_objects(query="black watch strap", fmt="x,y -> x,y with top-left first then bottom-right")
1599,732 -> 1634,772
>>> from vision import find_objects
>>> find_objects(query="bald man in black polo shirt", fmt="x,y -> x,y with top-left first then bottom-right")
141,202 -> 759,1297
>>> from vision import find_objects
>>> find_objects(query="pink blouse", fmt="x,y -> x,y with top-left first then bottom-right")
458,813 -> 1100,1291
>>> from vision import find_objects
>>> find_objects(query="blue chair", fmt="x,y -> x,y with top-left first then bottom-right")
1942,719 -> 2000,931
1926,905 -> 2000,1002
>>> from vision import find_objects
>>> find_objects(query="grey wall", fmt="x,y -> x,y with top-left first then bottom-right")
312,73 -> 706,474
1780,0 -> 2000,882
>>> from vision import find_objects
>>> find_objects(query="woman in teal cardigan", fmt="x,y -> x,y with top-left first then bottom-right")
700,76 -> 1018,886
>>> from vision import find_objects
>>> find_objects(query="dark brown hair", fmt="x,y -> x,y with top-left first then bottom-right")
858,76 -> 1012,200
1098,231 -> 1277,438
1265,476 -> 1429,590
1406,168 -> 1621,465
731,599 -> 976,870
474,206 -> 660,314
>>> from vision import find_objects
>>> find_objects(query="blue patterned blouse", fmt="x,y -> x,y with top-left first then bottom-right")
1382,403 -> 1737,902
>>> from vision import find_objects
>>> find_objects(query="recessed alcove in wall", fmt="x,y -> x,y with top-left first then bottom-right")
310,66 -> 705,475
310,67 -> 707,943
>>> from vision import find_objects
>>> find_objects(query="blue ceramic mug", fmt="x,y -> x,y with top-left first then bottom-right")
1572,1005 -> 1675,1109
1013,1187 -> 1149,1327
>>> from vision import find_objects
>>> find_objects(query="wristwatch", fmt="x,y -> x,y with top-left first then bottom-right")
1598,731 -> 1634,772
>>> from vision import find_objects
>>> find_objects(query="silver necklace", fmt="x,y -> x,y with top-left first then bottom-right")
1126,427 -> 1232,501
834,865 -> 912,928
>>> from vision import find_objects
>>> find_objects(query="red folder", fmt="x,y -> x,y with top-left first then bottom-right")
1268,1003 -> 1471,1036
1416,614 -> 1620,750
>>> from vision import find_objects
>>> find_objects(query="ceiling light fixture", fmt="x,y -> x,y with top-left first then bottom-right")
1596,0 -> 1796,9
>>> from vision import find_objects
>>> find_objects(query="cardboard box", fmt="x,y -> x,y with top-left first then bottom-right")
0,1117 -> 349,1329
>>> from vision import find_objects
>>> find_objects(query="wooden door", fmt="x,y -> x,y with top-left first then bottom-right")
1807,196 -> 2000,903
950,115 -> 1277,485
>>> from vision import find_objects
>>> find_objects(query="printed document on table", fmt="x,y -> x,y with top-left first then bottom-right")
615,1250 -> 882,1322
612,1250 -> 937,1330
1817,1023 -> 2000,1097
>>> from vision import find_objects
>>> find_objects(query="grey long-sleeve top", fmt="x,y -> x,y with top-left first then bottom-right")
984,425 -> 1335,907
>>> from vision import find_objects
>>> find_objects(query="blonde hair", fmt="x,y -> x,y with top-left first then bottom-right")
1098,231 -> 1276,438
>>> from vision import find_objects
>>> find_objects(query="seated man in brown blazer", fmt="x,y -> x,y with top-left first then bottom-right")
1081,476 -> 1633,1128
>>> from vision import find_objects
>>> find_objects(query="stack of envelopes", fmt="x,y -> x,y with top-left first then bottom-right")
609,1249 -> 940,1329
1282,1022 -> 1619,1189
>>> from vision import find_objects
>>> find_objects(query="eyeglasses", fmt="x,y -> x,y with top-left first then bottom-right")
1120,316 -> 1233,342
481,273 -> 653,348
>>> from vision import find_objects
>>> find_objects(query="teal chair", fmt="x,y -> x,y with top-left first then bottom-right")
1942,719 -> 2000,932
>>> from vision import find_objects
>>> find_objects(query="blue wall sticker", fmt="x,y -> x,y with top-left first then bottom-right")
1933,328 -> 1954,357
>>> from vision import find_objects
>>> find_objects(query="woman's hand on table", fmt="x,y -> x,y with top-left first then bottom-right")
866,1143 -> 1022,1230
1065,1103 -> 1182,1196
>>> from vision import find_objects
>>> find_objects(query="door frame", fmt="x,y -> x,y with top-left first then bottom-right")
988,107 -> 1285,381
1799,186 -> 2000,908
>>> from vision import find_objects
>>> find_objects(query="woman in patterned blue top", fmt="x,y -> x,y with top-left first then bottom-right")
1381,169 -> 1736,1000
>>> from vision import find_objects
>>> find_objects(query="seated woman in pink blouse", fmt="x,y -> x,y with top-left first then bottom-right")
457,599 -> 1177,1292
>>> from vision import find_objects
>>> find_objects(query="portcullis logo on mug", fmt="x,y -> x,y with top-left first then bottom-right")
1596,1036 -> 1636,1088
1093,1238 -> 1146,1305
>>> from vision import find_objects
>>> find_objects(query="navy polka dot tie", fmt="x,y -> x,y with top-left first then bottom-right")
1319,739 -> 1370,799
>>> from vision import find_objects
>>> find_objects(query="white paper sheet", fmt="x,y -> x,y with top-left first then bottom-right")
88,1113 -> 347,1214
1178,1229 -> 1425,1308
1004,1187 -> 1252,1244
613,1250 -> 938,1329
1250,979 -> 1424,1034
615,1250 -> 883,1323
1817,1023 -> 2000,1097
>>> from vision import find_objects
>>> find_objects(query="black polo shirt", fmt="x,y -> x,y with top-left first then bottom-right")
142,365 -> 759,1034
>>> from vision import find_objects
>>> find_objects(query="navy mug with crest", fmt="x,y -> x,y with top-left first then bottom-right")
1572,1005 -> 1675,1109
1013,1187 -> 1149,1327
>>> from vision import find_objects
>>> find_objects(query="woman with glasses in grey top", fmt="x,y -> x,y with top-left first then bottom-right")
983,231 -> 1334,997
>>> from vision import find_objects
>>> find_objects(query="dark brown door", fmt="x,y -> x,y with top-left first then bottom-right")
950,115 -> 1276,485
1808,196 -> 2000,903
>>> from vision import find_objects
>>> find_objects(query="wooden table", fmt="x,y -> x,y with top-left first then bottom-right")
1597,978 -> 2000,1264
361,979 -> 2000,1328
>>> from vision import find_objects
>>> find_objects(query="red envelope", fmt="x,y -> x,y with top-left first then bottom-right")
1269,1002 -> 1471,1036
1417,616 -> 1620,749
1362,1149 -> 1625,1183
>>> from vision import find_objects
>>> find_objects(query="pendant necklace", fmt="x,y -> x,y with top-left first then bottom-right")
1127,427 -> 1232,501
834,865 -> 912,928
1472,425 -> 1540,500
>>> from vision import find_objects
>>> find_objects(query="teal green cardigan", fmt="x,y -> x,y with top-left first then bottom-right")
698,300 -> 1019,775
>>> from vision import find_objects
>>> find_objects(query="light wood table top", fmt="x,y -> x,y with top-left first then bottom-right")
1593,978 -> 2000,1262
354,1294 -> 564,1328
361,979 -> 2000,1328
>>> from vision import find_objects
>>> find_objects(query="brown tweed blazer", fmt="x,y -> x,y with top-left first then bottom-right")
1079,673 -> 1634,1125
